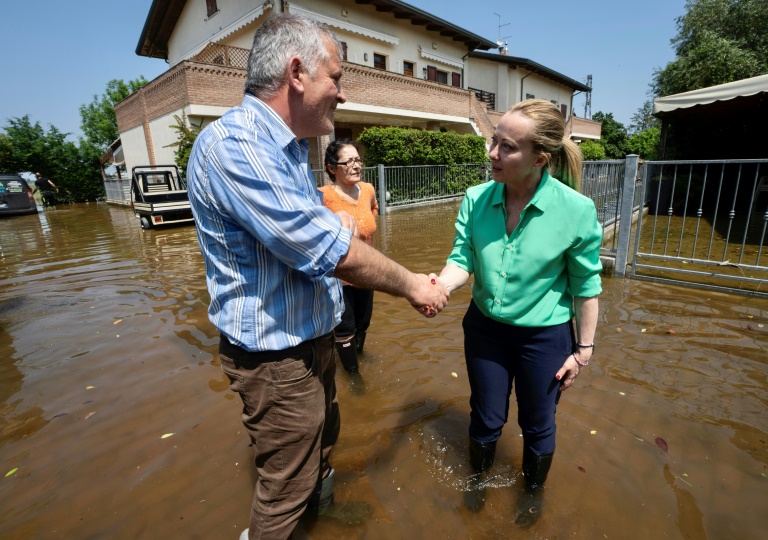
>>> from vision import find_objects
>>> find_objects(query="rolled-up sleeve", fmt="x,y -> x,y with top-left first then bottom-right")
566,202 -> 603,297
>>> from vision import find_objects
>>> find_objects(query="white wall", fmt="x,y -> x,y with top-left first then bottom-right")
121,125 -> 151,174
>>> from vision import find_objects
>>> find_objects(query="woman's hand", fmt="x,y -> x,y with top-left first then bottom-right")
555,354 -> 582,392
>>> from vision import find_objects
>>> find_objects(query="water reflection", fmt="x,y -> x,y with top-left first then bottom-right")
0,202 -> 766,539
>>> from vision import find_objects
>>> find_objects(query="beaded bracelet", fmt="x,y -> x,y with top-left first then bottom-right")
573,354 -> 589,367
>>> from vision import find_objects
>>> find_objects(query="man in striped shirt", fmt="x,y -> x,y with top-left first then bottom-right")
187,13 -> 449,540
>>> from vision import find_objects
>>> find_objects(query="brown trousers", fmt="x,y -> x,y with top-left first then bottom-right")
219,332 -> 340,540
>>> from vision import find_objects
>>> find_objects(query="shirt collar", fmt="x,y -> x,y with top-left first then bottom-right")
241,94 -> 305,153
489,169 -> 553,212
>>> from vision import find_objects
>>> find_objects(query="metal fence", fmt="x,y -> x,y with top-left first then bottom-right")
103,177 -> 132,206
313,164 -> 489,212
583,155 -> 767,297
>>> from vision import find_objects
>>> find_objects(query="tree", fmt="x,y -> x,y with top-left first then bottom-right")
592,112 -> 628,159
653,0 -> 768,97
626,127 -> 661,160
578,140 -> 606,161
79,77 -> 148,149
164,112 -> 200,179
629,100 -> 659,135
0,115 -> 104,202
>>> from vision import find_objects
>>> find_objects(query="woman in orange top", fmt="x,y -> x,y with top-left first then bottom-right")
320,139 -> 379,374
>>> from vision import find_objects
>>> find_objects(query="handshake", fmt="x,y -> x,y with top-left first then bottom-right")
411,272 -> 450,319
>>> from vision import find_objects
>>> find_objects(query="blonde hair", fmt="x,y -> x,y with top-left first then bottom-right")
508,99 -> 582,192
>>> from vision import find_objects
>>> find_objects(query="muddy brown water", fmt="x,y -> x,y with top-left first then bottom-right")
1,202 -> 766,539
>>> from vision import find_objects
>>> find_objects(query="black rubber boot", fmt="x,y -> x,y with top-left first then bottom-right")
514,448 -> 554,527
464,438 -> 497,512
335,339 -> 359,373
355,331 -> 367,354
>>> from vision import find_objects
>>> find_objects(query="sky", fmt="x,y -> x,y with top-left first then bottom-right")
0,0 -> 687,142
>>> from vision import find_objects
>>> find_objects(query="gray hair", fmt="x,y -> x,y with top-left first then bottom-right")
245,13 -> 342,99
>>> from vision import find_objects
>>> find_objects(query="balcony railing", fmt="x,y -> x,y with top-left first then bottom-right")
192,43 -> 249,69
468,87 -> 496,111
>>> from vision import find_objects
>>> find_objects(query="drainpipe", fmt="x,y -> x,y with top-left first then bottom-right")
520,68 -> 538,102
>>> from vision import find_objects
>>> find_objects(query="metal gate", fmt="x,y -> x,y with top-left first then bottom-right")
629,159 -> 768,297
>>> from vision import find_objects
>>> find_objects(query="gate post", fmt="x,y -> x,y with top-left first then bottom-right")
377,164 -> 387,215
615,155 -> 639,277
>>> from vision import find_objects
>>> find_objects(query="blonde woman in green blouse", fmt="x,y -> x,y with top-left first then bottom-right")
436,99 -> 602,525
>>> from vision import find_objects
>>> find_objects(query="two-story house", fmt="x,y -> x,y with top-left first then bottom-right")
116,0 -> 591,171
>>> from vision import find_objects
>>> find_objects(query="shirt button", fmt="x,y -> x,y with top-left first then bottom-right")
506,245 -> 512,250
501,272 -> 507,278
495,299 -> 501,304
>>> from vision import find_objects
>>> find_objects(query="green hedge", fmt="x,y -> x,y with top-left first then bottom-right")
358,126 -> 487,166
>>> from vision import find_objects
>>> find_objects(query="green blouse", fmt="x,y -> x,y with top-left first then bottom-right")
448,171 -> 603,327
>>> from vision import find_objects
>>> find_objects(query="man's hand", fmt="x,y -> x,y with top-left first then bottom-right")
410,274 -> 450,318
336,210 -> 359,237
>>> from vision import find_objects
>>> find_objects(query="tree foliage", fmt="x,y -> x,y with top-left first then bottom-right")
629,100 -> 660,135
0,115 -> 104,202
164,112 -> 200,179
358,126 -> 487,166
626,127 -> 661,160
591,112 -> 629,159
653,0 -> 768,96
578,140 -> 606,161
79,77 -> 148,149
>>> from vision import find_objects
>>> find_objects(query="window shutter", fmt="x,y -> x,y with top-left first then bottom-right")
427,66 -> 437,81
561,104 -> 568,118
452,72 -> 461,87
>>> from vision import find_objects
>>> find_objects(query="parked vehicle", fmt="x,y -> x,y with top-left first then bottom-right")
130,165 -> 193,229
0,174 -> 38,217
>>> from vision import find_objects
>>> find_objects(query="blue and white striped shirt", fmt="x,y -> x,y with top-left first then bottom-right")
187,94 -> 351,351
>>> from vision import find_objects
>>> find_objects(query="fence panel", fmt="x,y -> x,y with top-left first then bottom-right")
631,159 -> 768,297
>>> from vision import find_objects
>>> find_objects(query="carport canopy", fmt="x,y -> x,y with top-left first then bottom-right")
653,74 -> 768,116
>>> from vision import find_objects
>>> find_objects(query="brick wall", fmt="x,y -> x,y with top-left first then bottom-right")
115,60 -> 496,167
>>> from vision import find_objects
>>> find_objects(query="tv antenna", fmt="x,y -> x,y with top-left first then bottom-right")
493,12 -> 510,42
493,13 -> 512,52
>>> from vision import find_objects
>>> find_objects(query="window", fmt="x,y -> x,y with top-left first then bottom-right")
403,61 -> 414,77
436,70 -> 448,84
526,93 -> 535,100
451,72 -> 461,87
206,0 -> 218,18
373,53 -> 386,70
340,41 -> 348,62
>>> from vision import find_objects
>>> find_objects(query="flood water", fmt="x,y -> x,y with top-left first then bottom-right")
1,202 -> 766,539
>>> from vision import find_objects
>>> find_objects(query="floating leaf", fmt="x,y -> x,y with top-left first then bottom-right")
666,329 -> 677,335
113,319 -> 122,325
5,467 -> 18,477
590,430 -> 597,435
615,327 -> 623,332
578,466 -> 587,473
641,328 -> 647,333
85,386 -> 95,390
655,437 -> 669,453
619,392 -> 626,396
759,324 -> 764,328
450,372 -> 458,378
84,412 -> 95,420
161,433 -> 175,439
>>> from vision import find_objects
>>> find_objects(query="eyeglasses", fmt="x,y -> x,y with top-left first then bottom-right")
334,157 -> 364,168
